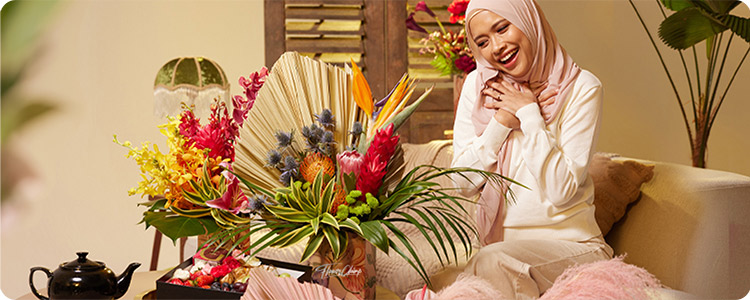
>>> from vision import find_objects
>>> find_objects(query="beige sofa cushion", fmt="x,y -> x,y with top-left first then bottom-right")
589,153 -> 654,236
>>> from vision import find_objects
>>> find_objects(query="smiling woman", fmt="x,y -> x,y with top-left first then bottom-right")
447,0 -> 613,298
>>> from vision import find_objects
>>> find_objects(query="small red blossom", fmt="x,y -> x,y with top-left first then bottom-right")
448,0 -> 470,24
454,54 -> 476,73
355,123 -> 399,196
234,67 -> 268,127
210,264 -> 231,278
222,256 -> 242,270
414,1 -> 435,18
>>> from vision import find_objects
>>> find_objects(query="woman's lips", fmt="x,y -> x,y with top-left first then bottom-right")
499,48 -> 518,69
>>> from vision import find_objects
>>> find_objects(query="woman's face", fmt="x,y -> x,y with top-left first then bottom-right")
469,10 -> 533,79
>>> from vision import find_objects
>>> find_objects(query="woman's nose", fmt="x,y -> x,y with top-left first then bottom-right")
491,37 -> 505,57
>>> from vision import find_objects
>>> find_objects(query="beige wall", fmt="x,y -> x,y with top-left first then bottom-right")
1,1 -> 266,298
2,0 -> 749,298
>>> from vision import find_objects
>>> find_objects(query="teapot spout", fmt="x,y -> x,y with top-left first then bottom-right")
114,262 -> 141,299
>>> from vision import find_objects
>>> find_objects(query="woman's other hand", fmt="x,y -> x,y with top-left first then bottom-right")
482,79 -> 558,115
485,103 -> 520,129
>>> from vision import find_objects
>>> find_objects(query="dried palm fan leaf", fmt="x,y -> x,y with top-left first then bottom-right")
234,52 -> 364,192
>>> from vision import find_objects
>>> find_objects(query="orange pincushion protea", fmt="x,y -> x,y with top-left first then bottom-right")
330,184 -> 347,214
299,152 -> 336,183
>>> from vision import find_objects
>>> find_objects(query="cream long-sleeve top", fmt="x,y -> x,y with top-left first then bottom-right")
452,69 -> 603,243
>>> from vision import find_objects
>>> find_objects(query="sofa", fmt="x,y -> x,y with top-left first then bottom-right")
379,141 -> 750,299
262,140 -> 750,299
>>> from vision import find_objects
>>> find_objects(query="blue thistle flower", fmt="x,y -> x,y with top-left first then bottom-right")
321,131 -> 334,144
282,155 -> 299,172
274,131 -> 293,148
350,121 -> 363,137
265,149 -> 282,167
279,170 -> 296,186
315,109 -> 335,128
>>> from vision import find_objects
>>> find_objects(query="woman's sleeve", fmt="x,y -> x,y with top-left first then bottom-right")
451,72 -> 512,196
515,74 -> 603,207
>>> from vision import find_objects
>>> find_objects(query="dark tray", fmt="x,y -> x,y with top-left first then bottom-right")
155,257 -> 313,299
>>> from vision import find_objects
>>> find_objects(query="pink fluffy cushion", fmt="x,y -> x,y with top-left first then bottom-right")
589,153 -> 654,236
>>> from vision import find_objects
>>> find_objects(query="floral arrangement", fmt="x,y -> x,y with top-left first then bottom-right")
406,0 -> 475,76
117,56 -> 516,291
114,67 -> 268,239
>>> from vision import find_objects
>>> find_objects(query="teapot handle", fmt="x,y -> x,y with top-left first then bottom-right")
29,267 -> 51,300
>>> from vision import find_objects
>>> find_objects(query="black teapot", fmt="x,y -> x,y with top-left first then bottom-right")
29,252 -> 141,299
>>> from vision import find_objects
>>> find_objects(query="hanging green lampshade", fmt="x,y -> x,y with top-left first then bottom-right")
153,57 -> 230,118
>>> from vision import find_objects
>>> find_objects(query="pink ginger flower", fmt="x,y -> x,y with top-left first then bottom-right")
355,123 -> 399,196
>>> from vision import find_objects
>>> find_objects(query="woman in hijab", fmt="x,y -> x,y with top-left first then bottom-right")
450,0 -> 613,298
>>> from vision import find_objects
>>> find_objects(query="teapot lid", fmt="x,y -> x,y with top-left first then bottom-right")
61,252 -> 105,271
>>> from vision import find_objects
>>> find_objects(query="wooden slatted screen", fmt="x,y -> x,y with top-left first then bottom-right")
264,0 -> 406,101
266,0 -> 467,143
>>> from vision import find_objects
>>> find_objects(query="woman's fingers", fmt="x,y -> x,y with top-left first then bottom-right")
538,89 -> 558,106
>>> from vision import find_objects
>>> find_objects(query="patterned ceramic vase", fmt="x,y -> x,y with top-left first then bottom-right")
310,232 -> 377,300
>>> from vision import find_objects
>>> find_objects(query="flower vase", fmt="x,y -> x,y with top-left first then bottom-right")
452,73 -> 468,118
310,232 -> 377,300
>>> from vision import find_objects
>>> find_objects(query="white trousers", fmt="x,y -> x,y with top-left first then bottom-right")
464,236 -> 613,300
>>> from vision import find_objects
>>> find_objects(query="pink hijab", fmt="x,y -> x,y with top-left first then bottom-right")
465,0 -> 581,245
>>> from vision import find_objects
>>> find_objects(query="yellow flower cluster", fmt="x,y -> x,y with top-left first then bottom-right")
115,118 -> 224,209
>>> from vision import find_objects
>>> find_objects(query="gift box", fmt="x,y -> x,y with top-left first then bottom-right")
156,257 -> 313,299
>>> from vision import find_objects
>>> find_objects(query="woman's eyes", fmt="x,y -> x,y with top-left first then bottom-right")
497,24 -> 508,33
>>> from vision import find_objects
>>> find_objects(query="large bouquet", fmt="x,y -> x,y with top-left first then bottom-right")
406,0 -> 475,76
117,53 -> 515,288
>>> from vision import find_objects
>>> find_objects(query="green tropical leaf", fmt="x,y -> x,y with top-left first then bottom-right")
436,210 -> 472,261
340,218 -> 364,236
706,0 -> 741,14
301,232 -> 326,262
423,209 -> 457,263
660,0 -> 695,11
142,211 -> 220,242
380,220 -> 431,285
266,205 -> 314,223
322,226 -> 342,259
359,220 -> 390,253
397,210 -> 446,265
659,7 -> 727,49
319,178 -> 336,213
232,169 -> 275,198
320,212 -> 340,230
311,216 -> 321,234
721,14 -> 750,42
273,225 -> 314,248
170,205 -> 211,218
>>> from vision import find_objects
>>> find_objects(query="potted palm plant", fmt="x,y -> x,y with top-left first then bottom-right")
629,0 -> 750,167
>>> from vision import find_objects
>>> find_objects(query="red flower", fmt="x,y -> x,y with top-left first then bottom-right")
355,123 -> 399,196
415,1 -> 435,18
448,0 -> 470,23
406,12 -> 428,34
454,54 -> 476,73
222,256 -> 242,270
234,67 -> 268,127
210,264 -> 231,278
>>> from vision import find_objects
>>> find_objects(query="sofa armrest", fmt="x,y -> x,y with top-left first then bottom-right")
605,158 -> 750,299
